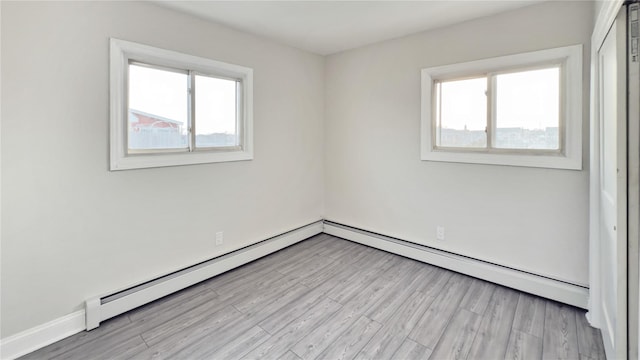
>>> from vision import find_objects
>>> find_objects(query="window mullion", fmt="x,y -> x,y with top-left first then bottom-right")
188,70 -> 195,152
437,82 -> 442,148
236,80 -> 243,148
486,74 -> 497,150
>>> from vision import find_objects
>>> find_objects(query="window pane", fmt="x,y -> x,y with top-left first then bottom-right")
128,64 -> 188,150
495,67 -> 560,150
437,77 -> 487,148
195,75 -> 238,148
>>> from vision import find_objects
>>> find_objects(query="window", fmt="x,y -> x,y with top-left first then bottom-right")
110,38 -> 253,170
421,45 -> 582,170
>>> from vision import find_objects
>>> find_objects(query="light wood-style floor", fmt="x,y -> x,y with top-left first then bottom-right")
22,234 -> 606,360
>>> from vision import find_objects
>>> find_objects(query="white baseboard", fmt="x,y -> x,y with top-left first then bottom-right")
0,310 -> 85,360
1,220 -> 323,359
324,221 -> 589,309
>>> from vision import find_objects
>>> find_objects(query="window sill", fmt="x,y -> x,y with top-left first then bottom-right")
110,149 -> 253,171
420,148 -> 582,170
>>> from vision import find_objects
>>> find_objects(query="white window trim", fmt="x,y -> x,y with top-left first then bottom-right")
421,44 -> 583,170
110,38 -> 253,171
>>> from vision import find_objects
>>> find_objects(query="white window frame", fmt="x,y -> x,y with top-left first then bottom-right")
110,38 -> 253,171
421,44 -> 583,170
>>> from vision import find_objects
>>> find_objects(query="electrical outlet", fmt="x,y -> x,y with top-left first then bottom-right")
436,226 -> 445,241
215,231 -> 224,246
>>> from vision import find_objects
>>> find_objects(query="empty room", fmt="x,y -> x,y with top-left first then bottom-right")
2,0 -> 639,359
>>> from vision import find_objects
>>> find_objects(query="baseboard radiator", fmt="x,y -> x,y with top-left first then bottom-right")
85,218 -> 588,330
85,221 -> 323,330
324,220 -> 589,309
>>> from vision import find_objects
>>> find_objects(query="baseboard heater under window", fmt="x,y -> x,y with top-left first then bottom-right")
84,220 -> 323,330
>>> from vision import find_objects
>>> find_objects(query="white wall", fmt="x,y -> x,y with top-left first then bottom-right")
1,0 -> 597,341
324,1 -> 593,286
0,1 -> 324,337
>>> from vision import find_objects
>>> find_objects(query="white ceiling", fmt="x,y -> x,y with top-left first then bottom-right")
157,1 -> 543,55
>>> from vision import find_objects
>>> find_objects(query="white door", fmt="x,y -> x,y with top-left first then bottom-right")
598,9 -> 628,359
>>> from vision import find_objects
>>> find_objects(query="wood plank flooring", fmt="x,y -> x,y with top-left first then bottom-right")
21,234 -> 606,360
